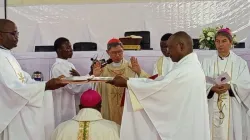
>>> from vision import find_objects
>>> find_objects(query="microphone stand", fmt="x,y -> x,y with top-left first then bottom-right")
4,0 -> 7,19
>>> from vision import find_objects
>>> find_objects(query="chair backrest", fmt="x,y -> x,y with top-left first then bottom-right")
35,45 -> 55,52
73,42 -> 97,51
193,39 -> 200,49
234,42 -> 245,48
124,31 -> 152,50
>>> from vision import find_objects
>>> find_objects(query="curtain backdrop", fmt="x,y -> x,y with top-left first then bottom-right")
8,0 -> 158,6
6,0 -> 250,52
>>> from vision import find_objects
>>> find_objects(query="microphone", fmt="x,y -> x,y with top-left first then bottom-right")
101,59 -> 113,68
89,58 -> 113,75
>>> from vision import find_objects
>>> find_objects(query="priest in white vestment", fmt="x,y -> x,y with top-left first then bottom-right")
153,33 -> 174,76
51,89 -> 120,140
0,19 -> 67,140
50,37 -> 92,126
202,28 -> 250,140
107,31 -> 211,140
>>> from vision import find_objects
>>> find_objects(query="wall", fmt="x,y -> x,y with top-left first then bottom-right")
5,0 -> 250,52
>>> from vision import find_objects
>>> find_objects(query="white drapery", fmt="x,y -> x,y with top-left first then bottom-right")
4,0 -> 250,52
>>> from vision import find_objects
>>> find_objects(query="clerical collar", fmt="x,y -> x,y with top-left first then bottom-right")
111,60 -> 122,67
218,53 -> 230,60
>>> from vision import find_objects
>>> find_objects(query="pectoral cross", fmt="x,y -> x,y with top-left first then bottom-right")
18,72 -> 25,83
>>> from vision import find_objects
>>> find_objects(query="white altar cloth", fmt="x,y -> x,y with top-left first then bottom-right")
13,49 -> 250,81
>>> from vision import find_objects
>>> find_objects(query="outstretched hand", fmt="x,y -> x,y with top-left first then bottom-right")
106,75 -> 128,87
45,75 -> 68,90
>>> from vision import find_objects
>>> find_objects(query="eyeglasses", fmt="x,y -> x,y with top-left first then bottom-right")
0,31 -> 19,36
110,50 -> 123,55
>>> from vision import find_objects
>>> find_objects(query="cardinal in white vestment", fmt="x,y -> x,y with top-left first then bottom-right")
202,28 -> 250,140
153,33 -> 174,76
0,19 -> 67,140
107,31 -> 211,140
51,89 -> 120,140
51,37 -> 92,126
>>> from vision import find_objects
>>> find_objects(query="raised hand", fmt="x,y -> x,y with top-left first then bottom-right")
129,56 -> 141,75
70,68 -> 80,76
93,61 -> 103,77
45,75 -> 68,90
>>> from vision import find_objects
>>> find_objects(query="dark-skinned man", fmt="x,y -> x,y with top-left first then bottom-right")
0,19 -> 67,140
153,33 -> 174,76
107,31 -> 210,140
50,37 -> 99,127
51,89 -> 120,140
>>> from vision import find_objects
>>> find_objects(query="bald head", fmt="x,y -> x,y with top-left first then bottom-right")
167,31 -> 193,62
0,19 -> 15,31
170,31 -> 193,52
0,19 -> 18,50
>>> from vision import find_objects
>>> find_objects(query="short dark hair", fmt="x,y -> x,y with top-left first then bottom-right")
107,42 -> 123,50
54,37 -> 69,51
161,33 -> 172,41
215,31 -> 233,42
79,101 -> 102,111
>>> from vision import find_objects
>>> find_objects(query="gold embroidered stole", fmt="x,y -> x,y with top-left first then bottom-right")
156,56 -> 164,76
211,58 -> 233,140
6,56 -> 25,83
77,121 -> 90,140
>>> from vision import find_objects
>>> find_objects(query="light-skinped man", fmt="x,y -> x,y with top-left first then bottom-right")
93,38 -> 149,125
202,28 -> 250,140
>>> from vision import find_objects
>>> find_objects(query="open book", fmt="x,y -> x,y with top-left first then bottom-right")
206,72 -> 231,85
62,75 -> 113,83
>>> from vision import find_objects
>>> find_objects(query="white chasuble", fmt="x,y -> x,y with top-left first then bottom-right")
0,48 -> 46,140
121,53 -> 210,140
202,51 -> 250,140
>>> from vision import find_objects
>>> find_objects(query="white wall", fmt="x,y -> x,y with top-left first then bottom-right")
0,0 -> 5,19
6,0 -> 250,52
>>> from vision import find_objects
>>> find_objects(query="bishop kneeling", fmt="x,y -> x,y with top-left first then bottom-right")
202,28 -> 250,140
